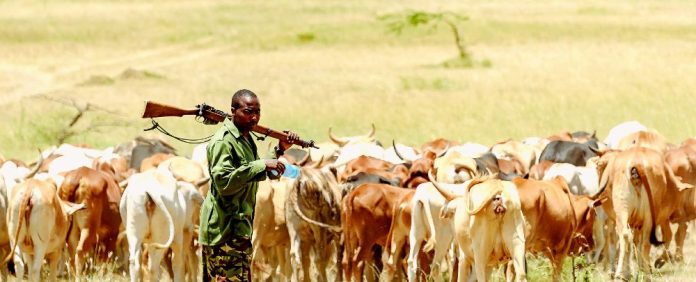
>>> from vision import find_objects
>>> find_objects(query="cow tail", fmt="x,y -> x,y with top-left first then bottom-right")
4,185 -> 33,263
291,181 -> 342,232
147,190 -> 176,249
422,198 -> 438,252
385,201 -> 404,264
341,193 -> 353,280
631,164 -> 663,246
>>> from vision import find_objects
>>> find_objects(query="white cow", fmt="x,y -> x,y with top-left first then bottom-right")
407,182 -> 462,282
431,176 -> 527,282
251,178 -> 294,281
603,121 -> 647,149
120,169 -> 187,282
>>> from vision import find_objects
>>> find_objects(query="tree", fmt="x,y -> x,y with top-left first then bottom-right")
380,10 -> 487,68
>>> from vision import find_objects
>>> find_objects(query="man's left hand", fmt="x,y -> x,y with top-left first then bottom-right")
279,130 -> 300,151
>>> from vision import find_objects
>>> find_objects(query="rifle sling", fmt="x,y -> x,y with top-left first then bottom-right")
144,119 -> 213,144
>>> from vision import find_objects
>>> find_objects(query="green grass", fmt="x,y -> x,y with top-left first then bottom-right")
1,0 -> 695,164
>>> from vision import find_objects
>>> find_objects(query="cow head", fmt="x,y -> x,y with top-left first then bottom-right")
328,124 -> 376,147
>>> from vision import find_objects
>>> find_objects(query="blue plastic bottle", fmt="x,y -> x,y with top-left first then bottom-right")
283,164 -> 300,179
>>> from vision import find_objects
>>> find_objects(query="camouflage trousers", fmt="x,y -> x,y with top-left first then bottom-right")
202,237 -> 252,282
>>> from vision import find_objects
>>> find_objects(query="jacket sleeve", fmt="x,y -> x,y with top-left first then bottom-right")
208,140 -> 266,196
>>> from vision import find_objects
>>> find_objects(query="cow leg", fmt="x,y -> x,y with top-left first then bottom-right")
592,215 -> 606,264
471,224 -> 494,282
358,246 -> 375,282
13,248 -> 25,280
429,233 -> 452,282
66,226 -> 79,278
456,248 -> 472,282
383,231 -> 405,281
503,214 -> 526,282
46,251 -> 62,282
275,244 -> 291,282
127,236 -> 144,282
313,244 -> 329,282
21,253 -> 34,282
27,245 -> 45,282
289,234 -> 303,282
637,227 -> 653,276
251,232 -> 268,281
186,238 -> 199,282
170,240 -> 185,282
675,222 -> 688,262
614,216 -> 632,280
407,232 -> 423,282
148,247 -> 166,282
655,222 -> 673,269
300,242 -> 311,282
75,227 -> 91,279
549,255 -> 566,282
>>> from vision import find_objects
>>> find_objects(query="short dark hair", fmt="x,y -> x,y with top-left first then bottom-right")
231,89 -> 258,109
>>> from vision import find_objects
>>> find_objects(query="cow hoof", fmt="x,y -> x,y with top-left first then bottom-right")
654,258 -> 666,269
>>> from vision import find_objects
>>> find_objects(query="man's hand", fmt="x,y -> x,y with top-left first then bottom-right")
265,159 -> 285,178
278,130 -> 300,151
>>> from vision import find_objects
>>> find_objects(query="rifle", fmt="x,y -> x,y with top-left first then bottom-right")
142,101 -> 319,149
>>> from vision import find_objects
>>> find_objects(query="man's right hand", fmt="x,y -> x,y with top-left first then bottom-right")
265,159 -> 286,176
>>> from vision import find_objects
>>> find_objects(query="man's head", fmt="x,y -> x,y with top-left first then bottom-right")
230,89 -> 260,133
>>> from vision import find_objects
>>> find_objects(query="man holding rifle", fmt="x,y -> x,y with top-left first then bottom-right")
199,89 -> 299,281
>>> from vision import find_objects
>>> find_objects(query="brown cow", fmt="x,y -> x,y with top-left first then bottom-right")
340,155 -> 394,183
528,160 -> 555,180
421,138 -> 458,156
383,191 -> 417,281
6,178 -> 84,281
616,130 -> 670,155
595,147 -> 691,279
512,177 -> 603,281
401,150 -> 439,188
342,183 -> 413,282
139,153 -> 175,172
659,140 -> 696,265
59,167 -> 122,277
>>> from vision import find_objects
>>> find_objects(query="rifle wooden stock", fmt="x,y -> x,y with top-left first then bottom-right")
142,101 -> 318,148
142,101 -> 226,122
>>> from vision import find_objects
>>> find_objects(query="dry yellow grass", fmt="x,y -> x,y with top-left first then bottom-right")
2,0 -> 696,280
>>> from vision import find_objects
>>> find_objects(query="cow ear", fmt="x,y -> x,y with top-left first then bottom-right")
61,201 -> 86,215
328,165 -> 338,179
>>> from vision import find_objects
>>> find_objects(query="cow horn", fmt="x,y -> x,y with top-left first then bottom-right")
588,145 -> 602,156
311,156 -> 325,169
24,151 -> 44,180
298,150 -> 311,166
592,166 -> 610,200
367,123 -> 376,139
392,140 -> 406,161
453,158 -> 478,179
194,177 -> 210,188
328,127 -> 348,146
438,144 -> 450,158
119,179 -> 129,189
428,169 -> 457,201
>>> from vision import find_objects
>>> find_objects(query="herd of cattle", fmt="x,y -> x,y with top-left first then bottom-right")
0,120 -> 695,282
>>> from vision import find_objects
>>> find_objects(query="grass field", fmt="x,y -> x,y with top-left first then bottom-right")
2,0 -> 696,280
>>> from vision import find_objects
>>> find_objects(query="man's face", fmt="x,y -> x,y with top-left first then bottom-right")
232,96 -> 260,132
